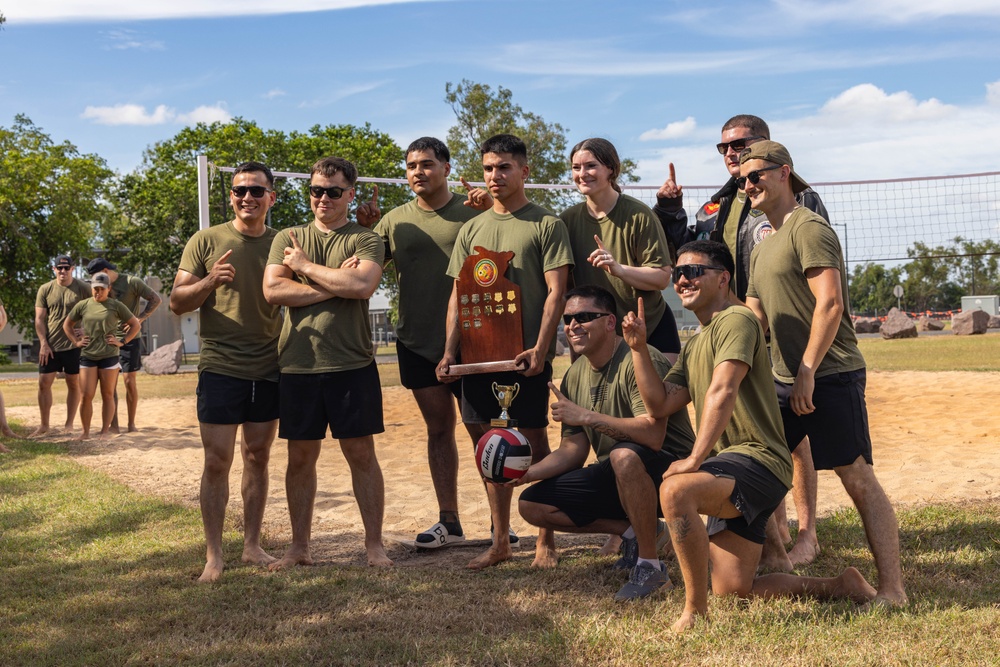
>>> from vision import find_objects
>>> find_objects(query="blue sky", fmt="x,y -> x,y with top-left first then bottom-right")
2,0 -> 1000,188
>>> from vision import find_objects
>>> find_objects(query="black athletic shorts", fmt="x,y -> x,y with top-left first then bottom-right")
461,362 -> 552,429
39,348 -> 81,375
519,442 -> 678,527
80,356 -> 121,370
278,361 -> 385,440
648,307 -> 681,355
118,338 -> 143,373
700,452 -> 788,544
396,339 -> 461,399
196,371 -> 279,425
775,369 -> 873,470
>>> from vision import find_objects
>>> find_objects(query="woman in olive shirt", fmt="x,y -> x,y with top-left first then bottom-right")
63,273 -> 140,440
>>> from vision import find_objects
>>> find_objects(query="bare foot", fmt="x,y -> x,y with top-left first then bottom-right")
787,537 -> 821,567
128,424 -> 139,433
198,557 -> 225,583
835,566 -> 878,603
531,544 -> 559,569
367,544 -> 394,567
865,589 -> 908,609
598,534 -> 622,556
467,544 -> 513,570
2,427 -> 16,438
671,610 -> 704,633
268,546 -> 314,571
0,442 -> 10,453
29,426 -> 51,438
241,546 -> 278,567
110,426 -> 121,435
757,551 -> 794,574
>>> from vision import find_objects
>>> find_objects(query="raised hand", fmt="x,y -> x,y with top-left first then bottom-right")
460,176 -> 493,210
587,235 -> 622,277
282,230 -> 310,273
621,297 -> 647,349
548,381 -> 589,426
656,163 -> 682,199
207,249 -> 235,288
356,184 -> 380,227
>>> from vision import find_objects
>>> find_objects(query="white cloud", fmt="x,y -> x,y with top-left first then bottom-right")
102,29 -> 164,51
639,116 -> 697,142
264,89 -> 287,100
816,84 -> 955,123
774,0 -> 1000,23
987,81 -> 1000,106
6,0 -> 440,23
298,81 -> 387,108
81,103 -> 231,126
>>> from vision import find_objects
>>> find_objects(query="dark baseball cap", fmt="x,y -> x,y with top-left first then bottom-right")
87,257 -> 118,274
91,273 -> 111,289
739,140 -> 810,194
54,255 -> 73,268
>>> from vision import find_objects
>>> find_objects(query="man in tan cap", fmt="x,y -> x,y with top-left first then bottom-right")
740,141 -> 907,607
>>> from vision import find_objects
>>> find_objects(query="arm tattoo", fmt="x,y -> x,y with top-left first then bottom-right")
592,421 -> 634,442
665,383 -> 685,399
668,514 -> 692,542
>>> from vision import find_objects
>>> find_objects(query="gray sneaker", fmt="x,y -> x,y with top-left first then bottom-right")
612,535 -> 638,570
615,561 -> 673,602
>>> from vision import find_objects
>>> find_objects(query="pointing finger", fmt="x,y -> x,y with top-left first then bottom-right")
547,381 -> 566,399
216,249 -> 234,264
669,162 -> 676,183
370,184 -> 379,204
593,235 -> 606,251
637,296 -> 645,321
289,230 -> 302,248
460,176 -> 474,192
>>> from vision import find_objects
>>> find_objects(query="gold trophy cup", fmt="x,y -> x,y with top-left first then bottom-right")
490,382 -> 520,427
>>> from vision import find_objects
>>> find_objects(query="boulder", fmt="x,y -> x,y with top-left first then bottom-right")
988,315 -> 1000,329
853,317 -> 880,334
143,339 -> 184,375
917,315 -> 944,332
880,308 -> 917,339
952,309 -> 990,336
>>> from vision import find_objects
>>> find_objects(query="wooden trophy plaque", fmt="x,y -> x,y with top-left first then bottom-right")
446,246 -> 524,376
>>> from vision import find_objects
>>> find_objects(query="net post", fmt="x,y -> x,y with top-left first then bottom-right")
197,154 -> 211,230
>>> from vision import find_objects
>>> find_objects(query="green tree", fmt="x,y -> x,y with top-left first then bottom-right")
901,241 -> 962,312
0,114 -> 113,332
444,79 -> 638,213
105,118 -> 407,293
849,262 -> 903,316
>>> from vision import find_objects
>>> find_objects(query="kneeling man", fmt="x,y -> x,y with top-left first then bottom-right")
624,240 -> 877,632
516,285 -> 695,601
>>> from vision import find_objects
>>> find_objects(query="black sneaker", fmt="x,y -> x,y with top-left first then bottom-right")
612,535 -> 638,570
615,561 -> 673,601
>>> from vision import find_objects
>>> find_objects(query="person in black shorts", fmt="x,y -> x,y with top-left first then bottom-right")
436,134 -> 573,570
32,254 -> 91,437
370,137 -> 490,549
85,258 -> 162,433
624,240 -> 878,633
170,161 -> 282,583
515,286 -> 695,601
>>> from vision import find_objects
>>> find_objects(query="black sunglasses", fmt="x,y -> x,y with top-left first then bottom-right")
231,185 -> 271,198
736,164 -> 782,190
309,185 -> 351,199
673,264 -> 726,282
716,135 -> 764,155
563,311 -> 611,326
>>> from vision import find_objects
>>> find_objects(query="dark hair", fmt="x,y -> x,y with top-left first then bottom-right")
676,240 -> 735,278
233,161 -> 275,188
565,284 -> 617,315
310,156 -> 358,187
570,138 -> 622,194
721,114 -> 770,140
480,134 -> 527,164
406,137 -> 450,163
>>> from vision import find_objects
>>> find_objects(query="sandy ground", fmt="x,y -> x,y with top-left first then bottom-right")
8,370 -> 999,570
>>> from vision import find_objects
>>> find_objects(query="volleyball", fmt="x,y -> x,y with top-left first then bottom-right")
475,428 -> 532,483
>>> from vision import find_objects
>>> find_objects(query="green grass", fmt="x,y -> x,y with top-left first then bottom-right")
857,334 -> 1000,371
1,438 -> 998,666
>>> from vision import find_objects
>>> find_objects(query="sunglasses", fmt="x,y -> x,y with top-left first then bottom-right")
230,185 -> 271,198
309,185 -> 351,199
736,164 -> 782,190
54,266 -> 72,272
673,264 -> 726,282
716,135 -> 764,155
563,311 -> 611,326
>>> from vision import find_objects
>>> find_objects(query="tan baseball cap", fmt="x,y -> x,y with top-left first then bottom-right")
739,140 -> 810,194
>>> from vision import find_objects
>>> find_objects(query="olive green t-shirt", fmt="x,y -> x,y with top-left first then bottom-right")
560,340 -> 695,461
723,191 -> 745,272
746,207 -> 865,383
267,221 -> 385,374
665,305 -> 792,488
35,278 -> 91,352
67,297 -> 134,361
561,194 -> 670,335
177,221 -> 281,381
446,203 -> 574,362
375,193 -> 477,362
110,274 -> 156,338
